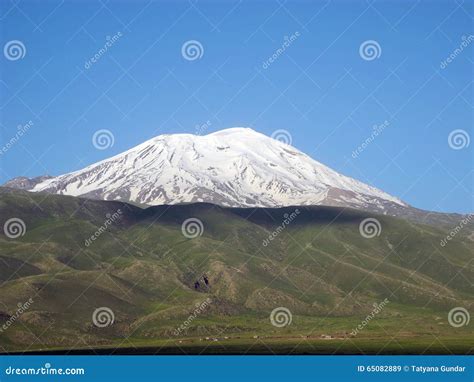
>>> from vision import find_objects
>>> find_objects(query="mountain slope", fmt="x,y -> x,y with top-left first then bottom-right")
25,128 -> 406,212
0,188 -> 472,353
3,175 -> 53,190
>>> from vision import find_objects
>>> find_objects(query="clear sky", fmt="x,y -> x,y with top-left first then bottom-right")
1,0 -> 472,213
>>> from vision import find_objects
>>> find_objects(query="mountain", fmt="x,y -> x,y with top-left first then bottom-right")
15,128 -> 408,212
3,175 -> 53,190
0,188 -> 472,354
5,128 -> 471,230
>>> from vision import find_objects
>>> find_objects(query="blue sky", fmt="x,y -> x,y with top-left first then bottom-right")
0,0 -> 472,213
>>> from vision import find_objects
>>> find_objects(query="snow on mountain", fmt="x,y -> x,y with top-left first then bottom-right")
27,128 -> 406,210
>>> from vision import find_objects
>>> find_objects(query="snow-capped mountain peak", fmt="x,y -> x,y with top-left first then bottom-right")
23,128 -> 406,211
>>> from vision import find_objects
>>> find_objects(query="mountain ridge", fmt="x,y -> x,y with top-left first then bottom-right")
6,128 -> 408,212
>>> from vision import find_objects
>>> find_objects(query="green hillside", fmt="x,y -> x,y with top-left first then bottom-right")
0,188 -> 472,354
